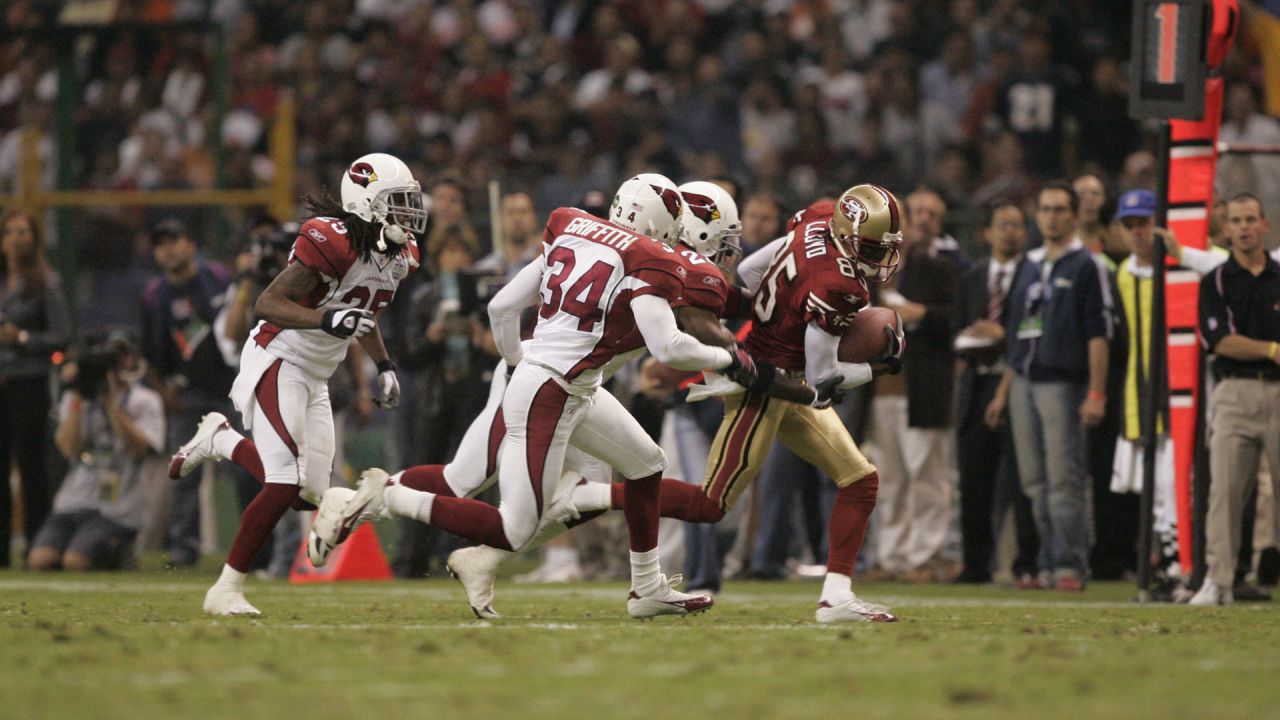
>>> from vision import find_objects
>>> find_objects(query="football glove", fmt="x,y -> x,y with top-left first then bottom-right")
726,345 -> 776,393
321,308 -> 376,339
810,375 -> 845,409
373,360 -> 400,409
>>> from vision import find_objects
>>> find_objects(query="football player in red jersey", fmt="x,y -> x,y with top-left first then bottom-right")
167,153 -> 424,615
568,185 -> 907,622
313,173 -> 759,619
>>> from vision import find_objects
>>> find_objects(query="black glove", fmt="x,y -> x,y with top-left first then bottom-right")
321,308 -> 376,339
810,375 -> 845,409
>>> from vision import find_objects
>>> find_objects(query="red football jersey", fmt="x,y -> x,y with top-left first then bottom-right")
746,211 -> 869,371
525,207 -> 685,383
249,216 -> 418,378
611,242 -> 730,355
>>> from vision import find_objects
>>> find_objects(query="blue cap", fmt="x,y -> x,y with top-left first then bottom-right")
1116,189 -> 1156,219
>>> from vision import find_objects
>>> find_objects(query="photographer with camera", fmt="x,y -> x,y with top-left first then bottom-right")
393,224 -> 502,577
28,334 -> 164,572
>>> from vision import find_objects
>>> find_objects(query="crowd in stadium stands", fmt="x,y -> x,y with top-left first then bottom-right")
1,1 -> 1278,602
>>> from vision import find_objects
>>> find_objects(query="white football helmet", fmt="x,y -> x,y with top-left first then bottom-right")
339,152 -> 428,245
610,173 -> 684,245
678,180 -> 742,270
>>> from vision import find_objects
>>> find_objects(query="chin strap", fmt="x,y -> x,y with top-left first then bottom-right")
376,224 -> 408,252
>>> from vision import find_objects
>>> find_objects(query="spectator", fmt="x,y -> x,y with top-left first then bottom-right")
993,181 -> 1113,591
739,192 -> 784,256
29,334 -> 163,572
874,188 -> 969,582
475,191 -> 541,278
920,31 -> 977,126
395,225 -> 496,577
1191,193 -> 1280,606
140,219 -> 236,567
954,201 -> 1039,585
1073,172 -> 1114,266
994,31 -> 1076,179
1216,83 -> 1280,224
0,210 -> 70,567
1077,56 -> 1140,177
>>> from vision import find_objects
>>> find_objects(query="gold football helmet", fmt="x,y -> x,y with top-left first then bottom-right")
829,184 -> 904,283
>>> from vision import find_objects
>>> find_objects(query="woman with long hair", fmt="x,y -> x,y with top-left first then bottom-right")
0,210 -> 71,567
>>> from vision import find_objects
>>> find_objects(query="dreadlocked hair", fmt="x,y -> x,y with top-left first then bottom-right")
303,190 -> 385,262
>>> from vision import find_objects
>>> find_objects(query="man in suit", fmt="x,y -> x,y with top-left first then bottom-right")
875,188 -> 970,581
953,202 -> 1040,585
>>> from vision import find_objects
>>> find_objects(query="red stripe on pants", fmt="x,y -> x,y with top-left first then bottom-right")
486,407 -> 506,480
524,380 -> 570,521
707,396 -> 763,506
254,358 -> 298,457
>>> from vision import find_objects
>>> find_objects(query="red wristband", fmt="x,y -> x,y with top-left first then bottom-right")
1087,390 -> 1105,402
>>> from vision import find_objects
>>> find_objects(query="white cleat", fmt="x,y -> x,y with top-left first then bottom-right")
1188,578 -> 1233,607
203,584 -> 261,616
307,487 -> 356,567
169,412 -> 230,480
627,574 -> 714,619
815,594 -> 899,623
447,546 -> 508,620
343,468 -> 391,523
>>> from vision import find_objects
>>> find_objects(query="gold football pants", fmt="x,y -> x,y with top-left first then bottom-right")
702,390 -> 877,511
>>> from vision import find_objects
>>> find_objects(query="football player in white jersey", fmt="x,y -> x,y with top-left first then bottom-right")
313,173 -> 760,618
167,153 -> 424,615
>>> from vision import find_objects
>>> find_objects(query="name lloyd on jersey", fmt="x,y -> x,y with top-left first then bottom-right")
562,216 -> 641,250
802,222 -> 829,258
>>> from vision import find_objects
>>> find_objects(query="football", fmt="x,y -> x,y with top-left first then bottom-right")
838,306 -> 901,363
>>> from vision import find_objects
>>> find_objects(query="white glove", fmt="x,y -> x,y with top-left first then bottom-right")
321,308 -> 376,339
373,360 -> 400,409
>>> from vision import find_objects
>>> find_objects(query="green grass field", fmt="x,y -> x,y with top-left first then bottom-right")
1,567 -> 1276,720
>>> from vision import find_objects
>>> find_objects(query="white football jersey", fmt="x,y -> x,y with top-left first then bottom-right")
248,217 -> 418,379
524,207 -> 683,387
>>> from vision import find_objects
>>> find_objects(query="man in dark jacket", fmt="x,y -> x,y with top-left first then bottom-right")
989,182 -> 1113,591
874,188 -> 969,581
952,202 -> 1039,585
141,220 -> 235,567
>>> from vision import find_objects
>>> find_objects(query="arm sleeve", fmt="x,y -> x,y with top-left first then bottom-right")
1079,256 -> 1112,341
737,237 -> 787,295
1198,268 -> 1230,352
804,323 -> 873,390
488,258 -> 544,366
1181,245 -> 1228,276
631,294 -> 732,371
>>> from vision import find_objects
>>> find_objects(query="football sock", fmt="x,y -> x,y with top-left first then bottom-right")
230,439 -> 264,483
227,438 -> 315,511
822,573 -> 853,602
606,479 -> 725,523
398,464 -> 457,497
826,473 -> 879,579
659,480 -> 726,523
572,481 -> 613,513
214,429 -> 246,465
227,483 -> 298,573
215,563 -> 247,591
630,548 -> 661,595
386,484 -> 435,524
622,472 -> 661,553
431,496 -> 513,551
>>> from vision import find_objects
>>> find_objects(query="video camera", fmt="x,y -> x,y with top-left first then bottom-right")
458,269 -> 508,324
69,334 -> 135,398
247,221 -> 297,286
